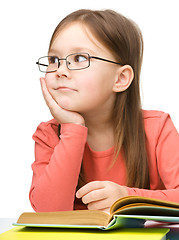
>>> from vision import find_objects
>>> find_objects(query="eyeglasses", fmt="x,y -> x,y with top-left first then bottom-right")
36,52 -> 122,73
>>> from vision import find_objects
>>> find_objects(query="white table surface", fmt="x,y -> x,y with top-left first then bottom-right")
0,218 -> 17,234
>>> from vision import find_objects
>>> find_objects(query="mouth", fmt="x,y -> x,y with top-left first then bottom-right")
55,86 -> 77,92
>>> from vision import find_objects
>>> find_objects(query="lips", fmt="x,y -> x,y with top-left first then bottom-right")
55,86 -> 77,91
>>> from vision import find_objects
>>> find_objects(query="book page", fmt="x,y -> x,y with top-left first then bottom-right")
110,196 -> 179,215
17,210 -> 111,227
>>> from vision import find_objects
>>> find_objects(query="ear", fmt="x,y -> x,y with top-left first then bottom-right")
113,65 -> 134,92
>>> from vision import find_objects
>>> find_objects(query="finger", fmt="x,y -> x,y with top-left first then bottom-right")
81,188 -> 107,204
87,198 -> 111,211
101,208 -> 111,214
76,181 -> 105,199
40,77 -> 63,117
40,77 -> 56,108
40,77 -> 66,121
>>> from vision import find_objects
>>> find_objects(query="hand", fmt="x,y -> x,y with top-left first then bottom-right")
76,181 -> 128,213
40,77 -> 85,125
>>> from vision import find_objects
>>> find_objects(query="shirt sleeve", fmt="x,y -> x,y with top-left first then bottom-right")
29,121 -> 88,212
126,113 -> 179,202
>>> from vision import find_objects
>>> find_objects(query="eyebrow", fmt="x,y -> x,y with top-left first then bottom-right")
48,49 -> 60,55
48,47 -> 96,56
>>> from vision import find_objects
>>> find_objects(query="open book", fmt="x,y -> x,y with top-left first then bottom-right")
14,196 -> 179,230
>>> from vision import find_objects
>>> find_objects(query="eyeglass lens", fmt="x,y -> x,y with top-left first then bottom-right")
38,53 -> 90,72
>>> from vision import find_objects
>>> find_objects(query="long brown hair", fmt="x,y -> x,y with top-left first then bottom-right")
49,9 -> 150,189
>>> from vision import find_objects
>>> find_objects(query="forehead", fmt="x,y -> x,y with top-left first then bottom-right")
49,22 -> 110,56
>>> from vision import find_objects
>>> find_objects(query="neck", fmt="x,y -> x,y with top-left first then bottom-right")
83,108 -> 113,130
82,110 -> 114,151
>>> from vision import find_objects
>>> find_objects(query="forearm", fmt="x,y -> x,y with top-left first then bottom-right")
126,187 -> 179,203
29,123 -> 88,212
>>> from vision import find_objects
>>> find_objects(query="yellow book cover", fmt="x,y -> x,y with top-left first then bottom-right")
0,226 -> 169,240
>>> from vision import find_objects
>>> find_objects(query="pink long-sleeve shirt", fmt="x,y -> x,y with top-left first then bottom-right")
29,110 -> 179,212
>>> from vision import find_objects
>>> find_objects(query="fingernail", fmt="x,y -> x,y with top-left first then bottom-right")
76,191 -> 80,198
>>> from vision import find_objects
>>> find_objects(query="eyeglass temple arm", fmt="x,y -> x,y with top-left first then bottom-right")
36,62 -> 48,67
90,56 -> 122,65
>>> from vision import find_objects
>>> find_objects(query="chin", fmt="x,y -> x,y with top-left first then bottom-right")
57,101 -> 77,112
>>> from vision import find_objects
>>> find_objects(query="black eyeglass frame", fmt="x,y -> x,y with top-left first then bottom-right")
36,53 -> 122,73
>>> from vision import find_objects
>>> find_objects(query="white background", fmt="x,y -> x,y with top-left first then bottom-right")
0,0 -> 178,218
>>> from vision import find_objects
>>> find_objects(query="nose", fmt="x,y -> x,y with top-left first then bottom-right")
56,59 -> 71,79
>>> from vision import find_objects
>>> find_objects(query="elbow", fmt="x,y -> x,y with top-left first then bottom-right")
29,188 -> 74,212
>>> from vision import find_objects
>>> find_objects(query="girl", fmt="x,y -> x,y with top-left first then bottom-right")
30,9 -> 179,213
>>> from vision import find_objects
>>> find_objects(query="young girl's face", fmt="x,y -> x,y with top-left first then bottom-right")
45,22 -> 120,117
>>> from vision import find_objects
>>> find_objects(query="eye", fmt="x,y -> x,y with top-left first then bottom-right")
48,56 -> 58,64
74,54 -> 88,63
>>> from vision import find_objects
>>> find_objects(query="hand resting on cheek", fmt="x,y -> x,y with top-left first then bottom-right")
40,77 -> 85,126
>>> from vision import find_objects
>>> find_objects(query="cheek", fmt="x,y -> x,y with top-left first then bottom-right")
77,72 -> 100,91
45,74 -> 51,86
78,71 -> 113,96
45,74 -> 55,92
